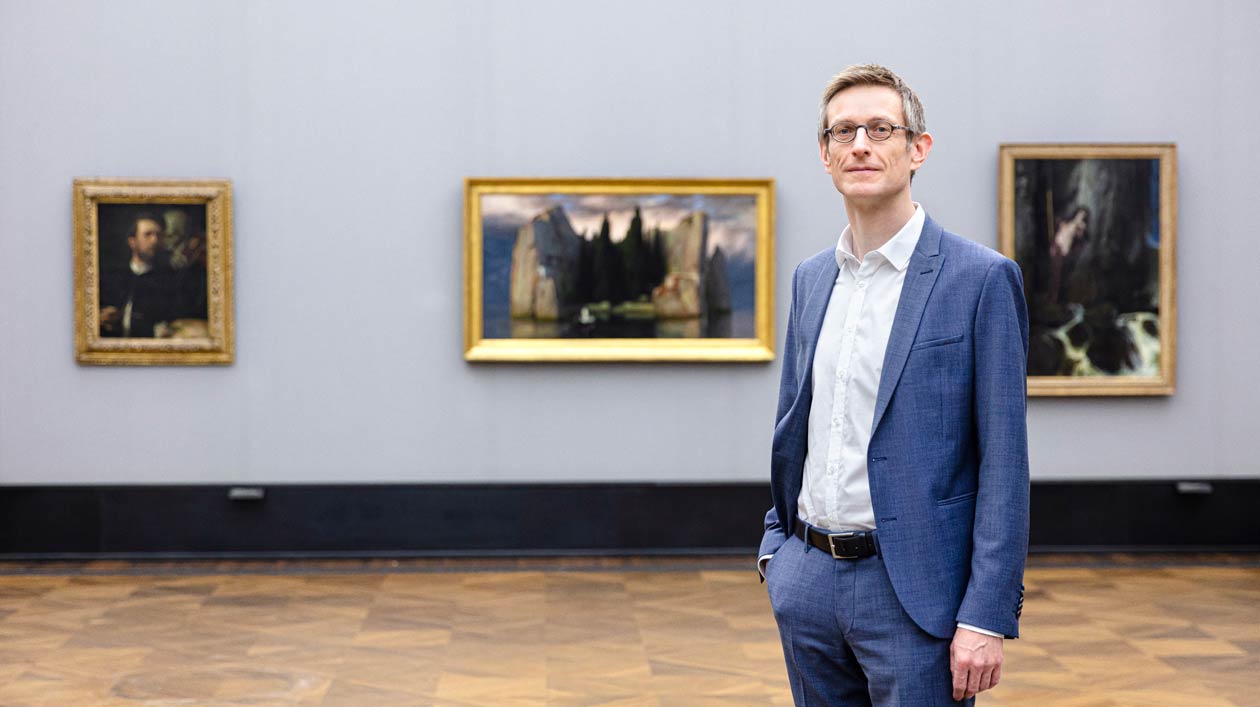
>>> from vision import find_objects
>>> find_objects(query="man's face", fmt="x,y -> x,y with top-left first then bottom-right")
818,85 -> 931,205
128,218 -> 163,263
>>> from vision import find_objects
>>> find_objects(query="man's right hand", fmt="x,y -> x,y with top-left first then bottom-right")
100,306 -> 120,332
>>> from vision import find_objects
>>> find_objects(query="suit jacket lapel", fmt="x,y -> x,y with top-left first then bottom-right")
796,256 -> 840,402
872,216 -> 944,434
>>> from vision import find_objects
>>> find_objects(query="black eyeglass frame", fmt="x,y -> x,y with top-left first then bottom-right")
823,120 -> 913,144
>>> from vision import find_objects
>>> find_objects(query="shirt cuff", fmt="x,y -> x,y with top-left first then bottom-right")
957,622 -> 1003,638
757,554 -> 773,579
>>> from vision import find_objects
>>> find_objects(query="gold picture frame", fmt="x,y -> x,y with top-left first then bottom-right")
999,144 -> 1176,396
464,178 -> 775,362
73,178 -> 234,365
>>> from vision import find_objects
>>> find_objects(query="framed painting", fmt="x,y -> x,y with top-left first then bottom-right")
464,178 -> 775,362
999,144 -> 1176,396
73,178 -> 234,365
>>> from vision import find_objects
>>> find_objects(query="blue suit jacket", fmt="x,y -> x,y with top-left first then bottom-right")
761,215 -> 1030,639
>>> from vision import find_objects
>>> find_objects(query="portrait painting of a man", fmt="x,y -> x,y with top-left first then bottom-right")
74,178 -> 234,365
96,204 -> 209,339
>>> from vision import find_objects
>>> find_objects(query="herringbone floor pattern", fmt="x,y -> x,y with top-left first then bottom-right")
0,556 -> 1256,706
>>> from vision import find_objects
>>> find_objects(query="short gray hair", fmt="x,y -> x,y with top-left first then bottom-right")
817,63 -> 926,144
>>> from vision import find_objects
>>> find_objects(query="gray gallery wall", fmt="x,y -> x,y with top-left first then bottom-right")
2,0 -> 1258,484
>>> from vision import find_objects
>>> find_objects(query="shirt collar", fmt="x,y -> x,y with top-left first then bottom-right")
835,204 -> 925,272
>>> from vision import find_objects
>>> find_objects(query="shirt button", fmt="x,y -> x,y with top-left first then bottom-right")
857,281 -> 868,290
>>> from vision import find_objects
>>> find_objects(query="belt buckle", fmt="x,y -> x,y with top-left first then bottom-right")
827,531 -> 859,559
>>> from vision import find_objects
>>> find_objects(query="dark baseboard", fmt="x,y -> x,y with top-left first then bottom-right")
1,480 -> 1257,559
1026,479 -> 1260,552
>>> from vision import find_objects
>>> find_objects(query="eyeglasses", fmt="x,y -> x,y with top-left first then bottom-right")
823,120 -> 911,144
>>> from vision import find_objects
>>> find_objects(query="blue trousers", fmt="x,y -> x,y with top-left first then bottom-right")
766,533 -> 974,707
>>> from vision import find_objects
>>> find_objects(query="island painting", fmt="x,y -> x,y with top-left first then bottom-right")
464,179 -> 775,362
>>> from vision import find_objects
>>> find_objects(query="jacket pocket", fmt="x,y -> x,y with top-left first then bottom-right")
911,333 -> 964,351
936,490 -> 978,507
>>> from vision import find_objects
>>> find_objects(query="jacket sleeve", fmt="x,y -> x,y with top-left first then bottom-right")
955,257 -> 1030,638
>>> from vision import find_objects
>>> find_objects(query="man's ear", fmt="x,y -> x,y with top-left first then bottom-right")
909,130 -> 933,171
819,139 -> 833,175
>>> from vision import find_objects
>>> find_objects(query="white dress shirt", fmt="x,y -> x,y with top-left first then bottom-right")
761,205 -> 999,638
797,205 -> 924,532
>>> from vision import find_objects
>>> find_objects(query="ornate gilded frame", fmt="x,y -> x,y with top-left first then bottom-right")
999,144 -> 1176,396
73,178 -> 234,365
464,178 -> 775,362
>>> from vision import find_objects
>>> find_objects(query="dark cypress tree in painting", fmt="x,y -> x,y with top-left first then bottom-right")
650,225 -> 667,286
618,206 -> 653,299
591,213 -> 626,303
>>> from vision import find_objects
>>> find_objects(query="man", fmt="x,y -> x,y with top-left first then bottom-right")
99,212 -> 175,337
760,64 -> 1029,706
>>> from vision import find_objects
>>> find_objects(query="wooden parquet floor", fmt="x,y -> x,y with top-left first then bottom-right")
0,555 -> 1256,706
